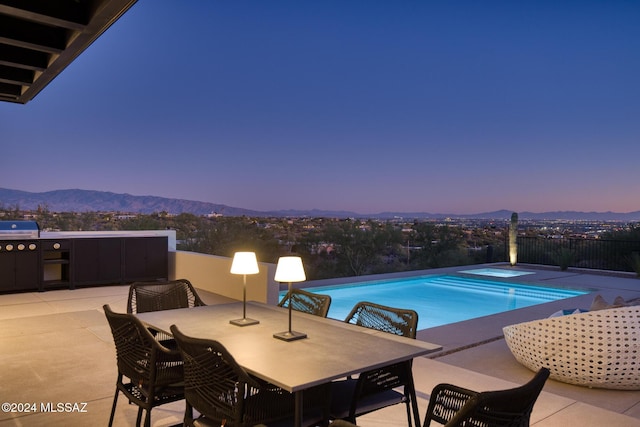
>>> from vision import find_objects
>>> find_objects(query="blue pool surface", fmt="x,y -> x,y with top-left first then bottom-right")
292,275 -> 587,330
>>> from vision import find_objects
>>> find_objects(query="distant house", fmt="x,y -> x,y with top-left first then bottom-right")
115,214 -> 137,220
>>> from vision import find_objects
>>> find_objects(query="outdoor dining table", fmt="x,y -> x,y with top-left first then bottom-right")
136,301 -> 442,427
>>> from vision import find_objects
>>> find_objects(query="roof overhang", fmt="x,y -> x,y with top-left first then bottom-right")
0,0 -> 138,104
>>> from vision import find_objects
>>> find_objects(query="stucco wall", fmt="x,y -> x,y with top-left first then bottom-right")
169,251 -> 279,305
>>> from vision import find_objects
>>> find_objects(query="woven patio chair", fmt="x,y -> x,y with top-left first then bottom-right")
278,288 -> 332,317
127,279 -> 206,314
170,325 -> 326,427
330,301 -> 420,426
423,367 -> 549,427
103,304 -> 184,427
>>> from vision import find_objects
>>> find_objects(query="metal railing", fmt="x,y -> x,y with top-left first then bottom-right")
516,236 -> 640,273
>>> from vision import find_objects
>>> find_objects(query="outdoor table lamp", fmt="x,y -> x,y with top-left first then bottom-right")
229,251 -> 260,326
273,256 -> 307,341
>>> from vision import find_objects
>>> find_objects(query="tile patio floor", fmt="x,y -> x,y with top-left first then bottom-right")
0,264 -> 639,426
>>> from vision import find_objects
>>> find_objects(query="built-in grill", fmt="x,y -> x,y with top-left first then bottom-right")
0,221 -> 40,240
0,221 -> 41,292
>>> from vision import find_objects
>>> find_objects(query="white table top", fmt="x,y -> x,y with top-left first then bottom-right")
137,301 -> 441,393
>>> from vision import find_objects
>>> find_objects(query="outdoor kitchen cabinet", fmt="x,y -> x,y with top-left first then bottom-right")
72,236 -> 168,287
0,229 -> 169,292
41,239 -> 71,289
0,241 -> 40,292
72,238 -> 122,286
122,236 -> 168,282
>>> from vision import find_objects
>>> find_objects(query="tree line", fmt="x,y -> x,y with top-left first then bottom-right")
1,207 -> 508,280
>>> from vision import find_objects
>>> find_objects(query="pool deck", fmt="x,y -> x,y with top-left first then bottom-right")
413,263 -> 640,427
1,263 -> 639,426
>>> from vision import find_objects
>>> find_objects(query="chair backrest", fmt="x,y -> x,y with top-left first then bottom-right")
127,279 -> 206,314
344,301 -> 419,409
170,325 -> 294,426
445,368 -> 550,427
345,301 -> 418,338
103,304 -> 183,387
278,288 -> 332,317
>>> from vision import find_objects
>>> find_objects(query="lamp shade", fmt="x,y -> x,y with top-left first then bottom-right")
274,256 -> 306,283
230,252 -> 259,275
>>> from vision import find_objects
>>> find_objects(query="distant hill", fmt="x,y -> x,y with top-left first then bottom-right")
1,188 -> 639,221
0,188 -> 259,216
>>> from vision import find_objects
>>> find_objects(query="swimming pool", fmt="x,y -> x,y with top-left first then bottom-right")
293,275 -> 588,329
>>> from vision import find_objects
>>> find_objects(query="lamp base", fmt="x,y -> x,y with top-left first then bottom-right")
230,318 -> 259,327
273,330 -> 307,341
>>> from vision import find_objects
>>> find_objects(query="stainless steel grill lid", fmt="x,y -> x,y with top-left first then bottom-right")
0,221 -> 40,239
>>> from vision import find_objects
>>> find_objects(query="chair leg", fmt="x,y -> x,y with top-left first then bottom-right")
406,365 -> 420,427
184,401 -> 194,426
144,408 -> 152,427
136,406 -> 143,427
108,388 -> 120,427
405,399 -> 413,427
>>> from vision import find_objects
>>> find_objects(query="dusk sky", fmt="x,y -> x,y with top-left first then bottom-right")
2,1 -> 639,215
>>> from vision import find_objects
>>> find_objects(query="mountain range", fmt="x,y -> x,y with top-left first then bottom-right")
1,188 -> 639,221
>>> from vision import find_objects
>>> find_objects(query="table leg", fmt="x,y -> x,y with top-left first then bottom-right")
407,365 -> 420,427
295,390 -> 303,427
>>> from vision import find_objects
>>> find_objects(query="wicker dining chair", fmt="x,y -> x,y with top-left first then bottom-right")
103,304 -> 184,427
278,288 -> 332,317
330,301 -> 420,426
170,324 -> 327,427
127,279 -> 206,314
423,367 -> 550,427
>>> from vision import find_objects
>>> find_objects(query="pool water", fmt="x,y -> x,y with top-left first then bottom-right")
294,275 -> 587,330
